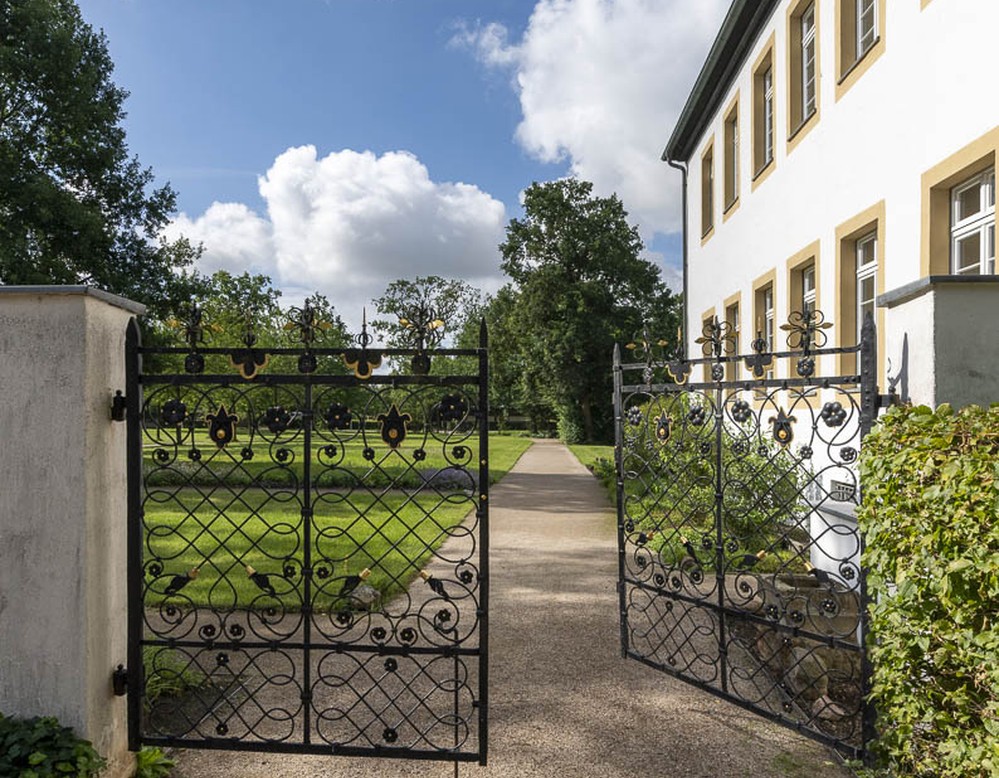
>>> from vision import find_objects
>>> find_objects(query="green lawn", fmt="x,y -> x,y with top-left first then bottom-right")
568,443 -> 615,504
142,434 -> 532,610
144,431 -> 531,489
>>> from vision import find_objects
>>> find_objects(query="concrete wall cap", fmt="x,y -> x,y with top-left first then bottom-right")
0,285 -> 146,315
877,274 -> 999,309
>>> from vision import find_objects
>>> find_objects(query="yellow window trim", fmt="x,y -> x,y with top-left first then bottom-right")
785,240 -> 821,318
700,136 -> 715,242
920,125 -> 999,277
786,0 -> 821,155
835,0 -> 886,102
722,92 -> 741,220
834,200 -> 885,379
751,33 -> 777,192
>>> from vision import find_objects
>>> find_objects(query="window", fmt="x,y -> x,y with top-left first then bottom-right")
836,201 -> 884,376
762,285 -> 775,350
787,242 -> 820,327
836,0 -> 884,99
801,263 -> 817,314
724,298 -> 741,382
855,231 -> 877,333
951,170 -> 996,275
763,68 -> 774,167
921,127 -> 999,276
752,38 -> 776,184
788,1 -> 818,137
701,142 -> 714,238
857,0 -> 877,58
724,101 -> 739,211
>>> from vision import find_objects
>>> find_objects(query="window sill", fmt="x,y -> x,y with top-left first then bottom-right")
788,108 -> 818,149
723,197 -> 740,222
751,159 -> 775,191
836,36 -> 884,102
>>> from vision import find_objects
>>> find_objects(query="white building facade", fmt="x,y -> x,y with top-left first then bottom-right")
664,0 -> 999,409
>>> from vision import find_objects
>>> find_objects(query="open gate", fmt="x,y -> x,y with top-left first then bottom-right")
123,304 -> 488,764
614,310 -> 881,760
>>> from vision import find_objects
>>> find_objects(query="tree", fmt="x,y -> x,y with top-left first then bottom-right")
500,179 -> 680,443
0,0 -> 203,316
372,276 -> 483,374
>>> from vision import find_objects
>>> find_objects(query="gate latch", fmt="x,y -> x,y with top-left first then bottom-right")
112,664 -> 128,696
110,390 -> 127,422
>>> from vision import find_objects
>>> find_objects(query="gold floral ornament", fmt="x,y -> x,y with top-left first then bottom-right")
342,308 -> 383,379
655,412 -> 672,444
377,404 -> 412,449
768,408 -> 796,447
207,404 -> 239,448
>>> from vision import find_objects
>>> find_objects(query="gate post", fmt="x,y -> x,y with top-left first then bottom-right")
0,286 -> 145,778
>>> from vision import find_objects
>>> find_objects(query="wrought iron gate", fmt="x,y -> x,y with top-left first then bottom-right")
614,311 -> 880,760
124,305 -> 488,764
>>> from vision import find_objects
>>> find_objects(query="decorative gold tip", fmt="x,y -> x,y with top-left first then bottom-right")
319,320 -> 332,330
657,339 -> 669,347
431,319 -> 445,329
245,565 -> 256,576
625,342 -> 637,350
399,317 -> 410,327
359,568 -> 371,580
804,561 -> 816,572
189,567 -> 200,579
680,536 -> 689,545
166,317 -> 181,329
756,550 -> 768,560
419,570 -> 431,581
283,321 -> 296,330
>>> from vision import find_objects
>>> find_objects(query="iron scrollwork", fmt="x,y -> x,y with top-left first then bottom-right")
614,308 -> 875,761
127,305 -> 488,763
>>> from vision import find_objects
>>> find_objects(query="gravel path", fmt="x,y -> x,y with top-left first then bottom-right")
171,439 -> 854,778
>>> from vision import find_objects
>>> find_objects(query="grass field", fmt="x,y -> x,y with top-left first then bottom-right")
142,434 -> 533,610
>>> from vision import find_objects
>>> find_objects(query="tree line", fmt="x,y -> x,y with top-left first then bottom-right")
1,0 -> 680,445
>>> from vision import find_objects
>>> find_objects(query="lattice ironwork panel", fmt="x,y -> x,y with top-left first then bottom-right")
614,311 -> 879,760
125,311 -> 488,764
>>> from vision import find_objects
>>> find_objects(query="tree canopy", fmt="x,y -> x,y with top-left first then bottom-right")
499,179 -> 679,443
0,0 -> 202,316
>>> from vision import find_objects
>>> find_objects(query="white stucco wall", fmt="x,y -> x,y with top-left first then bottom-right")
884,277 -> 999,408
683,0 -> 999,390
0,287 -> 143,777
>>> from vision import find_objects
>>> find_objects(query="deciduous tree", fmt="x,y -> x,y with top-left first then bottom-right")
0,0 -> 202,315
500,179 -> 679,443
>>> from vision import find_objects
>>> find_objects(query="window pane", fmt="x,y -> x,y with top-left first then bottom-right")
954,231 -> 982,274
857,233 -> 877,267
989,224 -> 995,274
955,181 -> 982,223
764,68 -> 773,164
858,0 -> 876,55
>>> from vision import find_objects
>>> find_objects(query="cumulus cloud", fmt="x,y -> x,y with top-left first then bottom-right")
455,0 -> 729,238
166,146 -> 507,327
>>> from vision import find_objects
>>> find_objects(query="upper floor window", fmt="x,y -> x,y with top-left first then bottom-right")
802,5 -> 817,118
951,170 -> 995,275
724,103 -> 739,210
857,0 -> 877,58
763,68 -> 774,166
701,142 -> 715,238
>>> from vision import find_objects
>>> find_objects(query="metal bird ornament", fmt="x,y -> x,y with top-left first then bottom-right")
338,568 -> 372,597
679,536 -> 701,565
736,550 -> 768,569
165,567 -> 199,596
420,570 -> 451,601
246,565 -> 277,597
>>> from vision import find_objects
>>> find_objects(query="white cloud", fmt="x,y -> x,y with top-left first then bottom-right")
167,146 -> 507,328
455,0 -> 729,238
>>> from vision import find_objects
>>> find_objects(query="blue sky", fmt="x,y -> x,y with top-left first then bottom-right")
75,0 -> 728,320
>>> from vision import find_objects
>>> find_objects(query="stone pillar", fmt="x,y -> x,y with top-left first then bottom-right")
880,275 -> 999,408
0,286 -> 145,778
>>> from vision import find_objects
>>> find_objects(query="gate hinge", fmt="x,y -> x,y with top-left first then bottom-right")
110,391 -> 127,422
112,664 -> 128,696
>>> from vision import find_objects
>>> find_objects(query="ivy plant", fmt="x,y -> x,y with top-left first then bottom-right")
0,713 -> 106,777
858,403 -> 999,777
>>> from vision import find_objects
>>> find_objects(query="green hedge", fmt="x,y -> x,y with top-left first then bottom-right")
858,403 -> 999,777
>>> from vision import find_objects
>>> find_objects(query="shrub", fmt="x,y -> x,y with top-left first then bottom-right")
0,713 -> 106,777
858,403 -> 999,777
134,747 -> 174,778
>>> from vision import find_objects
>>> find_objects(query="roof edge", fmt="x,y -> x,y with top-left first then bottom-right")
663,0 -> 779,163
